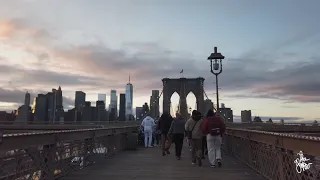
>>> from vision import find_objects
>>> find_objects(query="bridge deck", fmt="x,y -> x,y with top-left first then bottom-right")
63,143 -> 266,180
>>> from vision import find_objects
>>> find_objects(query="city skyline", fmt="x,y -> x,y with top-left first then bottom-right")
1,0 -> 320,122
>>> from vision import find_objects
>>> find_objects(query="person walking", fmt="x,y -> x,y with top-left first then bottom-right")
168,112 -> 186,160
201,109 -> 226,168
141,113 -> 156,148
157,112 -> 173,156
185,110 -> 203,166
154,119 -> 161,146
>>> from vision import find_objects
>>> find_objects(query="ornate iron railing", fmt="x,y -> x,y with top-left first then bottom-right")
0,126 -> 138,180
0,120 -> 141,125
223,128 -> 320,180
1,125 -> 319,180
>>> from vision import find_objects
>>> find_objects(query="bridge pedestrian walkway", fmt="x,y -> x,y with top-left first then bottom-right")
62,143 -> 266,180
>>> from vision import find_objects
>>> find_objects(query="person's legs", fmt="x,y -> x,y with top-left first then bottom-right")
148,131 -> 153,147
151,132 -> 155,146
214,135 -> 223,167
165,135 -> 172,154
161,134 -> 166,147
201,136 -> 206,159
161,133 -> 170,155
195,139 -> 203,166
156,134 -> 160,145
172,134 -> 179,157
161,134 -> 166,155
206,134 -> 216,166
176,134 -> 184,158
144,131 -> 149,147
190,139 -> 197,164
186,138 -> 191,151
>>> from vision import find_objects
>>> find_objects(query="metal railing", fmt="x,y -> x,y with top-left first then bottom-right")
223,128 -> 320,180
225,122 -> 320,133
0,125 -> 319,179
0,120 -> 316,126
0,125 -> 139,180
0,120 -> 141,125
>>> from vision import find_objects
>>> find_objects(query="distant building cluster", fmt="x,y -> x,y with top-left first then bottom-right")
0,75 -> 139,123
0,77 -> 281,124
63,76 -> 135,122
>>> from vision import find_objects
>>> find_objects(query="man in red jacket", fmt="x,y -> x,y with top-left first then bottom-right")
201,109 -> 226,168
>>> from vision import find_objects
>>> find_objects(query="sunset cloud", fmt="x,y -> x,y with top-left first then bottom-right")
1,17 -> 320,109
0,0 -> 320,121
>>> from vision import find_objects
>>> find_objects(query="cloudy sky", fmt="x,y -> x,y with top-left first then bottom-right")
0,0 -> 320,122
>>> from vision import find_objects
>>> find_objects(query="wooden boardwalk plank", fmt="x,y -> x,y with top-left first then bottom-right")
63,144 -> 266,180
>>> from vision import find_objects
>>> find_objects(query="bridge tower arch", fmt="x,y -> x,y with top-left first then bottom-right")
162,77 -> 205,119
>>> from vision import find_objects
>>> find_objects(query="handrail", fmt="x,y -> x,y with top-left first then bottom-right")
0,125 -> 139,152
0,120 -> 140,125
0,120 -> 316,125
0,125 -> 139,179
225,127 -> 320,156
224,127 -> 320,180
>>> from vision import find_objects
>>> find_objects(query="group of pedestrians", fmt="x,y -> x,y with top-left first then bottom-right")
140,109 -> 226,168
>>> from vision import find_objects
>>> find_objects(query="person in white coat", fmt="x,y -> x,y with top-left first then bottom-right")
141,114 -> 156,148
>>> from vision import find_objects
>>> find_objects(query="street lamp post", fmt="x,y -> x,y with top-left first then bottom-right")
207,47 -> 225,114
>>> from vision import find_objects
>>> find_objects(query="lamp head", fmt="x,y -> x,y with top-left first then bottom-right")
207,47 -> 225,60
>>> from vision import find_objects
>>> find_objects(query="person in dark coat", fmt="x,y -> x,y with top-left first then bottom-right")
157,111 -> 173,156
168,112 -> 186,160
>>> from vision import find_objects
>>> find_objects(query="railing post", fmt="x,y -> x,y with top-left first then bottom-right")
277,148 -> 286,180
83,132 -> 95,167
41,143 -> 57,180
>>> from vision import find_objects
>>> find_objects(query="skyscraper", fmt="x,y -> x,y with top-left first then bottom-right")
125,75 -> 133,120
24,91 -> 30,106
50,86 -> 64,122
149,90 -> 160,118
109,90 -> 118,117
241,110 -> 252,122
16,92 -> 31,122
75,91 -> 86,108
46,92 -> 54,122
82,101 -> 95,122
31,97 -> 36,113
96,100 -> 106,121
98,94 -> 106,104
34,94 -> 48,121
119,93 -> 126,121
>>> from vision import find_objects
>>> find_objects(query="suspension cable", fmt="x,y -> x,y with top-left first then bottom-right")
202,83 -> 217,111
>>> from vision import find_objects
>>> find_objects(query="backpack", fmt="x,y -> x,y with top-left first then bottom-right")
210,127 -> 221,136
208,117 -> 222,136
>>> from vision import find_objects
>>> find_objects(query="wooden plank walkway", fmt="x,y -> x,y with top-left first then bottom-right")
63,144 -> 266,180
